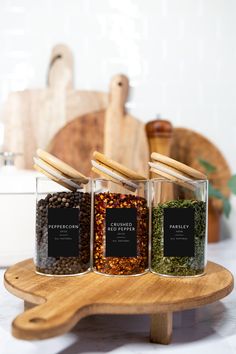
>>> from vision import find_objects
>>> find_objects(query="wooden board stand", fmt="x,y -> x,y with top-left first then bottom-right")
4,259 -> 233,344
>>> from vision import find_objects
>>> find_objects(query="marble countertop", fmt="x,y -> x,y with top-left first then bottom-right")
1,238 -> 236,354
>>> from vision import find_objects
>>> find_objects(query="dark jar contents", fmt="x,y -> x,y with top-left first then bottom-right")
93,192 -> 149,276
36,191 -> 91,275
151,199 -> 207,277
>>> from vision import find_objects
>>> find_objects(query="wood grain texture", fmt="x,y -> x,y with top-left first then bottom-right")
171,127 -> 232,243
49,74 -> 149,177
48,110 -> 105,176
4,259 -> 233,341
3,45 -> 148,176
146,122 -> 230,243
150,312 -> 172,345
2,44 -> 108,170
104,74 -> 149,176
171,127 -> 231,209
48,44 -> 74,90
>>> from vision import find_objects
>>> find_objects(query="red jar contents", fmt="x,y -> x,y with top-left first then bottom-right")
93,192 -> 149,276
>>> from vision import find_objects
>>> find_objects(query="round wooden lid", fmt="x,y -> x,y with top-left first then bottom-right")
93,151 -> 146,181
34,164 -> 76,192
149,166 -> 195,191
37,149 -> 88,184
91,160 -> 138,192
34,158 -> 83,191
151,152 -> 207,180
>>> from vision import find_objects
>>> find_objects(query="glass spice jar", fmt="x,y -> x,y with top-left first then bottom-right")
35,177 -> 91,276
151,179 -> 208,277
93,179 -> 149,276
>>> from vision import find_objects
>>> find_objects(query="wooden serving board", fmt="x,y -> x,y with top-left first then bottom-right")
48,74 -> 149,177
0,44 -> 108,169
4,259 -> 233,344
2,44 -> 149,176
2,44 -> 108,170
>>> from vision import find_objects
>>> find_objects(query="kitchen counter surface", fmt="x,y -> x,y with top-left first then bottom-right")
1,238 -> 236,354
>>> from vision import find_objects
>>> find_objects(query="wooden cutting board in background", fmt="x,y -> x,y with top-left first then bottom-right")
146,120 -> 231,208
171,128 -> 231,209
2,44 -> 108,170
2,44 -> 149,176
48,74 -> 149,176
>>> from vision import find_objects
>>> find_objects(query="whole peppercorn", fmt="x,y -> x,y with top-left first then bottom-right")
36,191 -> 91,276
93,192 -> 149,275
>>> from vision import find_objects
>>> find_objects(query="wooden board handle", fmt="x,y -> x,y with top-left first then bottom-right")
12,297 -> 88,340
104,74 -> 129,159
4,259 -> 234,342
47,44 -> 74,90
108,74 -> 129,112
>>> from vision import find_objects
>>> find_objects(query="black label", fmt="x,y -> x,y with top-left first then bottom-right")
164,207 -> 195,257
48,208 -> 79,257
105,208 -> 137,257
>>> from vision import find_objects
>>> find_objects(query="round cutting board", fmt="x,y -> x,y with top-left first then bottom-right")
4,259 -> 233,344
48,74 -> 149,177
171,128 -> 231,209
47,110 -> 105,177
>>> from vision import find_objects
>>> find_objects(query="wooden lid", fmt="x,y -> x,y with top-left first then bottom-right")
149,165 -> 195,191
36,149 -> 88,184
92,151 -> 146,191
149,161 -> 194,182
151,152 -> 207,180
93,151 -> 146,180
91,161 -> 138,192
34,157 -> 83,190
34,164 -> 76,192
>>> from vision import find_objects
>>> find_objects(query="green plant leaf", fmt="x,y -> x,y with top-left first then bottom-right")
208,183 -> 224,199
208,183 -> 231,217
198,158 -> 217,174
228,175 -> 236,194
223,198 -> 231,218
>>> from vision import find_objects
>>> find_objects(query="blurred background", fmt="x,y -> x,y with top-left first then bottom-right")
1,0 -> 236,144
0,0 -> 235,263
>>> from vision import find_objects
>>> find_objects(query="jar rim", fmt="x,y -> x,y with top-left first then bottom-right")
93,178 -> 149,183
36,176 -> 91,182
151,177 -> 208,185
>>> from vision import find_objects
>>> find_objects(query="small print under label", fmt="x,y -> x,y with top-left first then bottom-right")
48,208 -> 79,257
105,208 -> 137,257
164,207 -> 195,257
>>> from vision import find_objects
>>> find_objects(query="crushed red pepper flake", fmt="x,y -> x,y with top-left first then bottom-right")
93,192 -> 149,275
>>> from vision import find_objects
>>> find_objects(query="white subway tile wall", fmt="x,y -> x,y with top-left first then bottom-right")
0,0 -> 236,230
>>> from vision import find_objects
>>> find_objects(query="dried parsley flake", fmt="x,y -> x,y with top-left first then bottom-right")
151,199 -> 206,277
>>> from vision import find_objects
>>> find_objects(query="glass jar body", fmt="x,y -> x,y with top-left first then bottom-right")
35,177 -> 91,276
93,179 -> 149,276
150,179 -> 208,277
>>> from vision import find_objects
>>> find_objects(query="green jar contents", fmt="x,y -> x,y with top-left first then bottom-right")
149,152 -> 208,277
151,199 -> 207,276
